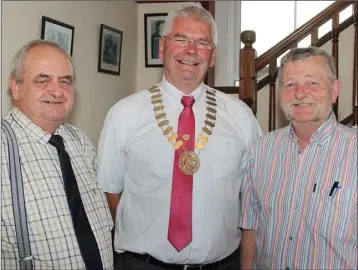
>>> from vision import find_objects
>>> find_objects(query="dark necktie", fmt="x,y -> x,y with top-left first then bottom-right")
49,135 -> 103,270
168,96 -> 195,251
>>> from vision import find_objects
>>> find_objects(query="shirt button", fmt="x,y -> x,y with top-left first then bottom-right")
298,150 -> 302,154
289,236 -> 293,240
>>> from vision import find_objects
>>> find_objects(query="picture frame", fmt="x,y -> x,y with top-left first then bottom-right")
144,13 -> 168,68
41,16 -> 75,56
98,24 -> 123,76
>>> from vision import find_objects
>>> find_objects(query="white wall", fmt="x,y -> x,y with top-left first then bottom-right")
336,25 -> 355,122
2,1 -> 138,147
214,1 -> 241,86
136,2 -> 190,91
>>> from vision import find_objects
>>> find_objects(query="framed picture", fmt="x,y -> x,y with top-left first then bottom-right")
41,16 -> 75,56
144,13 -> 168,68
98,24 -> 123,76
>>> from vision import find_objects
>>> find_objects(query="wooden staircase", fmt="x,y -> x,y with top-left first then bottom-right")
208,0 -> 358,131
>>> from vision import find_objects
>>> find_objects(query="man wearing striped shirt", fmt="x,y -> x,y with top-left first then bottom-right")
240,47 -> 357,270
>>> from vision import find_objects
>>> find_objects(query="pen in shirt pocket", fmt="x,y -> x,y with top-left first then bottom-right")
313,183 -> 317,193
313,182 -> 342,198
329,181 -> 341,198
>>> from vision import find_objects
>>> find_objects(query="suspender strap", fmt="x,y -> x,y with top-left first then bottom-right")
1,120 -> 33,270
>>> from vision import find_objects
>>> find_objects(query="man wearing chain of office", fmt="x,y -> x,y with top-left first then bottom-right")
97,3 -> 262,270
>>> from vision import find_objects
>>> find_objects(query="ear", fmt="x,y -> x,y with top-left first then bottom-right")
331,79 -> 341,103
8,76 -> 21,102
159,38 -> 164,61
209,49 -> 216,68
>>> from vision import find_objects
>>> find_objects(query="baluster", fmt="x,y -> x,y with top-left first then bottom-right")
353,2 -> 358,126
291,42 -> 298,49
311,27 -> 319,47
269,58 -> 277,131
332,12 -> 339,119
239,30 -> 257,115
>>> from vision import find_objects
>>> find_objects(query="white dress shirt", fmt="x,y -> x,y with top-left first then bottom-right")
97,78 -> 263,264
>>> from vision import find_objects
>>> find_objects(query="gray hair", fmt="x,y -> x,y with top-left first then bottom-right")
9,39 -> 76,84
277,46 -> 336,89
162,3 -> 218,46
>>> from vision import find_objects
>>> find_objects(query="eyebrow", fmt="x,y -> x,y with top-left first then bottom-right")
58,75 -> 74,83
35,73 -> 50,79
34,73 -> 73,82
172,33 -> 187,38
172,33 -> 210,41
285,74 -> 317,80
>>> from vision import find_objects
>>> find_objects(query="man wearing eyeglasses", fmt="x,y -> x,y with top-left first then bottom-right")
97,3 -> 263,270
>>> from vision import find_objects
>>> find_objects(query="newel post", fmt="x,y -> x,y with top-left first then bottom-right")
239,30 -> 257,115
332,12 -> 340,119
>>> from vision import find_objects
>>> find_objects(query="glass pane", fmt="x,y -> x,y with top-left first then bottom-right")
241,1 -> 295,57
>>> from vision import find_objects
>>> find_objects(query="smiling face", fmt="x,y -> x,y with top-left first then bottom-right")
9,45 -> 74,133
159,15 -> 215,94
279,55 -> 340,126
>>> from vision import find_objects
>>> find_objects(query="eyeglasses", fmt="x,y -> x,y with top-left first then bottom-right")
163,36 -> 216,50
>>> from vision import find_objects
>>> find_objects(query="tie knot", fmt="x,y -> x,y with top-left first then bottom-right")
181,96 -> 195,108
49,135 -> 64,149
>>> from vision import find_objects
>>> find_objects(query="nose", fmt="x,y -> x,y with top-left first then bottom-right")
294,84 -> 308,99
47,80 -> 63,97
184,40 -> 198,55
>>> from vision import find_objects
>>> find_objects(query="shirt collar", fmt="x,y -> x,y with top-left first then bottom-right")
288,112 -> 337,144
8,107 -> 61,145
158,76 -> 205,103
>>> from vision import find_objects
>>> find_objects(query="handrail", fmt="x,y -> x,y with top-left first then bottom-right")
317,15 -> 354,47
240,0 -> 357,131
255,0 -> 354,72
256,14 -> 354,92
340,114 -> 353,126
205,0 -> 356,127
217,13 -> 355,94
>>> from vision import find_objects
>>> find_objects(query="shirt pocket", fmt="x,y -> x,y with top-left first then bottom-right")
307,184 -> 352,240
80,179 -> 114,231
208,138 -> 245,180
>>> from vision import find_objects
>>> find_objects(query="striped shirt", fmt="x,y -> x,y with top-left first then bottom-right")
240,113 -> 358,270
1,108 -> 114,270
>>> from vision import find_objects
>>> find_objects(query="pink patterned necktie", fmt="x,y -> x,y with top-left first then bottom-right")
168,96 -> 195,252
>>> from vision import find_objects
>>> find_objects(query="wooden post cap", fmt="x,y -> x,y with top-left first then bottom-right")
241,30 -> 256,44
